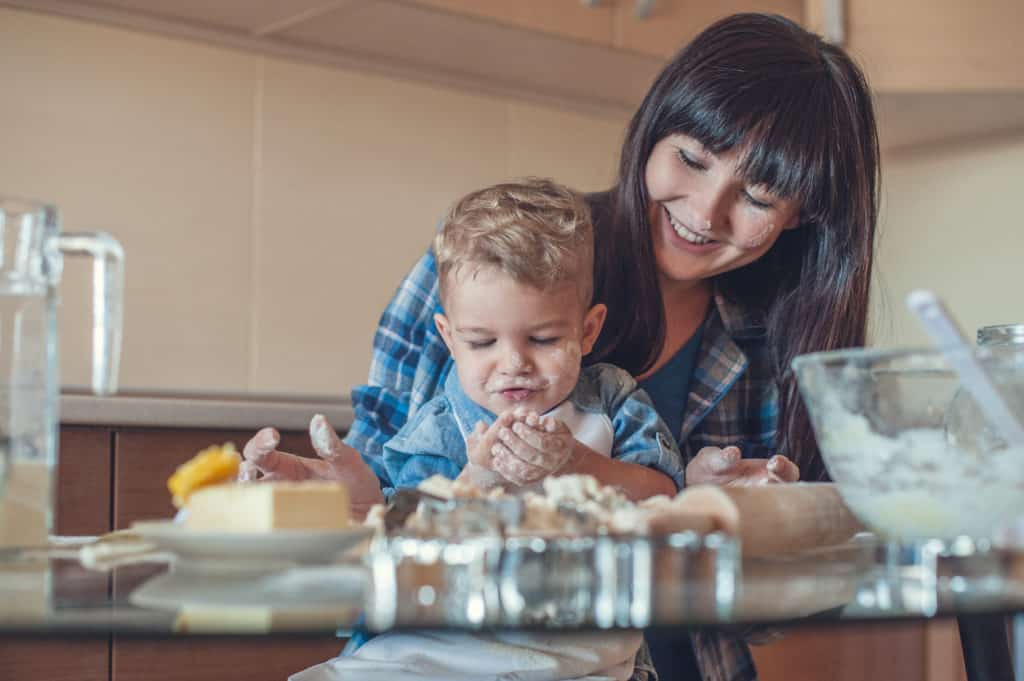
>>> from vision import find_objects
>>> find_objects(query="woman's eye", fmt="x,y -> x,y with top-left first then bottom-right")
530,337 -> 559,345
676,149 -> 705,171
467,339 -> 495,349
743,190 -> 774,210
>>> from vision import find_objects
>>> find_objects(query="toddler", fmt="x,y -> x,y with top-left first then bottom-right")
293,178 -> 684,681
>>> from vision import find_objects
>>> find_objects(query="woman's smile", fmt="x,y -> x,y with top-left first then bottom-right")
663,206 -> 722,251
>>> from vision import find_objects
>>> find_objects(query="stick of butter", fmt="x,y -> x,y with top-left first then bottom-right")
184,482 -> 351,532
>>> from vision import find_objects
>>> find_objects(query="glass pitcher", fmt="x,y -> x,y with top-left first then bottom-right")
0,197 -> 123,547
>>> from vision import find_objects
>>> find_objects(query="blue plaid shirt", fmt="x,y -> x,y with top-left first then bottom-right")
345,248 -> 780,681
382,363 -> 684,494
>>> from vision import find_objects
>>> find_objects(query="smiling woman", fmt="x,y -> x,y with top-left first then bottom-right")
592,11 -> 878,488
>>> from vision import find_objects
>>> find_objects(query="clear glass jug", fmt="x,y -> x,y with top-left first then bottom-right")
0,197 -> 123,546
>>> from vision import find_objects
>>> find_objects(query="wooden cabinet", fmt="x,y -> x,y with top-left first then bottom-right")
112,638 -> 344,681
405,0 -> 616,45
56,427 -> 113,536
109,427 -> 344,681
0,429 -> 111,681
806,0 -> 1024,93
611,0 -> 805,59
403,0 -> 808,60
0,639 -> 109,681
111,428 -> 318,530
0,425 -> 344,681
753,623 -> 924,681
752,619 -> 969,681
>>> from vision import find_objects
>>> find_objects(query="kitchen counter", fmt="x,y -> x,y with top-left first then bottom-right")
59,390 -> 354,432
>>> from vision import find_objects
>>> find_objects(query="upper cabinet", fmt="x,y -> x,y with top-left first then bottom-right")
6,0 -> 1024,150
612,0 -> 805,58
806,0 -> 1024,93
399,0 -> 806,59
404,0 -> 617,46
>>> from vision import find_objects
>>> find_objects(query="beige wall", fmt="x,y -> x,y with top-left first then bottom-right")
6,8 -> 1022,398
872,135 -> 1024,347
0,8 -> 629,397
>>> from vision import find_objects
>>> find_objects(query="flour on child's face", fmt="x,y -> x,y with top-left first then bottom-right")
437,268 -> 599,416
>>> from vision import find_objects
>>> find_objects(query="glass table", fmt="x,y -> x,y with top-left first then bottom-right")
0,534 -> 1020,680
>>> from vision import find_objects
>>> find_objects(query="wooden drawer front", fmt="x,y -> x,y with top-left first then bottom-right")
113,428 -> 317,529
110,429 -> 345,681
29,428 -> 112,681
0,638 -> 109,681
751,622 -> 928,681
57,427 -> 113,536
112,636 -> 343,681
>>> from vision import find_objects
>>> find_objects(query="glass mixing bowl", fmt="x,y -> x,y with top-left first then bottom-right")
792,346 -> 1024,542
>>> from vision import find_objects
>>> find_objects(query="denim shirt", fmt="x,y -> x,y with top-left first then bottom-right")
382,362 -> 685,496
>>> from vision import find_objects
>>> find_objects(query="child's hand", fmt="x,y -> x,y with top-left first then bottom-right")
489,410 -> 574,486
466,412 -> 515,469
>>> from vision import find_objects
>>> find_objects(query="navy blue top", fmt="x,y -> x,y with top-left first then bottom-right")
638,323 -> 705,443
638,323 -> 706,680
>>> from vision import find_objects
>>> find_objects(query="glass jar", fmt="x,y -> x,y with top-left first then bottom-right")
945,323 -> 1024,454
973,325 -> 1024,547
977,324 -> 1024,347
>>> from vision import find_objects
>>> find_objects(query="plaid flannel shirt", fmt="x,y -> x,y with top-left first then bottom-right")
345,248 -> 780,681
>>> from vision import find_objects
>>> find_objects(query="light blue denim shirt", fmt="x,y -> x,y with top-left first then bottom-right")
381,362 -> 685,496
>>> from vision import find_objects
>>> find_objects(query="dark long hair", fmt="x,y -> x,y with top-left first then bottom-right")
587,13 -> 879,481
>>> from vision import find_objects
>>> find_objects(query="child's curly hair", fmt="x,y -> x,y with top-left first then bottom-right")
434,177 -> 594,306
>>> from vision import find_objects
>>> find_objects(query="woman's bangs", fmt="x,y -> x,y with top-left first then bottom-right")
662,69 -> 834,213
735,77 -> 834,212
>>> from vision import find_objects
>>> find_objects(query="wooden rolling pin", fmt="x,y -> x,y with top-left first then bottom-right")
647,483 -> 864,556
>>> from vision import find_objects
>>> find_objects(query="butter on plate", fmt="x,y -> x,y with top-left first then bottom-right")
184,481 -> 351,533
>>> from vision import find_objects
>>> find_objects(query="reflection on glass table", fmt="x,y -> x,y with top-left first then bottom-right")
0,533 -> 1021,636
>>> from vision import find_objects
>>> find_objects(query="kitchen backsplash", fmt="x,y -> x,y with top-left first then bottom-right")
0,8 -> 627,397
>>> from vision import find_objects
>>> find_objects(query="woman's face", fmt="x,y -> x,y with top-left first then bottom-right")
644,133 -> 802,289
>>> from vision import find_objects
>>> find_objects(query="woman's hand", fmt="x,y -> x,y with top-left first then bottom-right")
237,414 -> 384,517
686,445 -> 800,487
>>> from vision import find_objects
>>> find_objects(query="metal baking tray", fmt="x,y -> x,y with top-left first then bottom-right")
364,492 -> 739,630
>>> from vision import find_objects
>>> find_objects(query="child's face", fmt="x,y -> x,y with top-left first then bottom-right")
435,267 -> 606,416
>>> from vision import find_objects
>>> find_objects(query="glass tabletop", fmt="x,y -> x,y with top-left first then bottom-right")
1,533 -> 1022,637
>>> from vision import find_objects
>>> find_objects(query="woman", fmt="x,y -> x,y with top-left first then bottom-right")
241,13 -> 879,681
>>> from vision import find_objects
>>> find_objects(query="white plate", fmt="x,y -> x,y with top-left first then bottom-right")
130,564 -> 366,610
129,565 -> 365,632
131,520 -> 372,566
